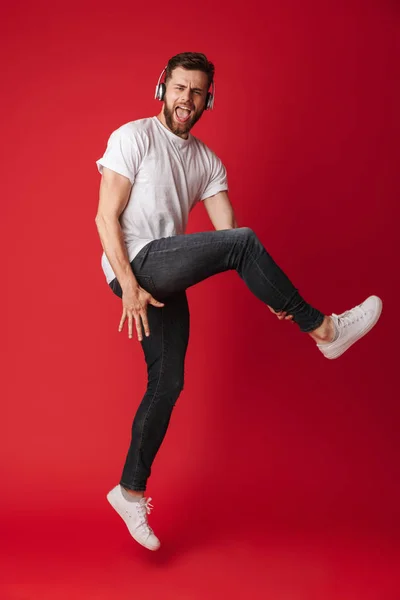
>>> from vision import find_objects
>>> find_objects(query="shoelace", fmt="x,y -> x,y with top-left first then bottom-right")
135,497 -> 155,535
332,305 -> 366,329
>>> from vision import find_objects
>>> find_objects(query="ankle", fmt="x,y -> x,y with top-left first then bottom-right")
122,486 -> 144,499
309,316 -> 335,343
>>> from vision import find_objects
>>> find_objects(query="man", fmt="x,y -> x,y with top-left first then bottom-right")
95,52 -> 382,551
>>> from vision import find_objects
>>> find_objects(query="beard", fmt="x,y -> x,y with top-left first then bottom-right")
163,99 -> 205,137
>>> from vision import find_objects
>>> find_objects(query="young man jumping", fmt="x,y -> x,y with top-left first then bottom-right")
95,52 -> 382,551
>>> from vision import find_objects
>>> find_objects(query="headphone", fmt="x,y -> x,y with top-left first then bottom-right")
154,65 -> 215,110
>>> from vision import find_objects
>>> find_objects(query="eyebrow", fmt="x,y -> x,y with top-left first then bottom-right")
173,83 -> 205,92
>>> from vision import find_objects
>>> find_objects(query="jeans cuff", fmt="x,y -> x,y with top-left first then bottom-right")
300,313 -> 325,333
120,480 -> 146,492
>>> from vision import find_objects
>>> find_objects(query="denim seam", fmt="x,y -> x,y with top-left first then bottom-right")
131,305 -> 166,487
241,244 -> 290,305
238,238 -> 322,318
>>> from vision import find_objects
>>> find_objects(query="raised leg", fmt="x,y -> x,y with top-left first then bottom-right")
129,227 -> 325,333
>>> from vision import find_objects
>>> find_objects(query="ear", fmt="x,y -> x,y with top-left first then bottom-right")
159,82 -> 166,101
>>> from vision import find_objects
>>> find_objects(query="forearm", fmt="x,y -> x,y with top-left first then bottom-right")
95,216 -> 138,289
205,192 -> 238,230
215,216 -> 238,230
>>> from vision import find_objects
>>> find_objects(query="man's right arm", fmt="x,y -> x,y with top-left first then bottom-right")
94,166 -> 139,291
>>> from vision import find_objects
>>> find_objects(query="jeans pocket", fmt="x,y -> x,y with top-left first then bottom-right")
109,274 -> 158,299
135,275 -> 158,298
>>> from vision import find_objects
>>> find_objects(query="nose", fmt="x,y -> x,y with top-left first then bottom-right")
180,88 -> 193,104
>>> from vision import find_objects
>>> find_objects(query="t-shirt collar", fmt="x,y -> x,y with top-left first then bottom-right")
152,116 -> 192,147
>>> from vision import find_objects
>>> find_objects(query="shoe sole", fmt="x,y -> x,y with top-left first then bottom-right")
321,296 -> 383,359
106,490 -> 161,551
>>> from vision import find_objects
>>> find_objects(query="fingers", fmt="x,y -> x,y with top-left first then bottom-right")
279,311 -> 293,320
125,312 -> 144,341
140,313 -> 150,338
134,314 -> 143,341
149,297 -> 165,307
118,306 -> 141,341
119,294 -> 165,342
267,305 -> 294,322
138,296 -> 164,340
118,309 -> 127,332
278,311 -> 294,321
125,311 -> 134,339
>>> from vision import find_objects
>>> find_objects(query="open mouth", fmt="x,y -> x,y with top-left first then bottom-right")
175,106 -> 192,123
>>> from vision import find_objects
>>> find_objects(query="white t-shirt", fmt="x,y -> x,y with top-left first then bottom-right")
96,116 -> 229,283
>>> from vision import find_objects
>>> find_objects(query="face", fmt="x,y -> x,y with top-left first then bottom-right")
161,66 -> 210,138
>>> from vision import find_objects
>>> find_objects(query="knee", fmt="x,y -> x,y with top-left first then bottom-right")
157,379 -> 184,410
169,377 -> 184,395
236,226 -> 257,241
237,226 -> 253,235
169,377 -> 184,404
148,374 -> 184,406
234,227 -> 266,261
236,227 -> 261,250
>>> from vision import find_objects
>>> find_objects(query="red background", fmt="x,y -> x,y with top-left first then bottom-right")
2,0 -> 399,598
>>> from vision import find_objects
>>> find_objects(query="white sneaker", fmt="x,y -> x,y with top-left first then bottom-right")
106,484 -> 161,551
317,295 -> 382,359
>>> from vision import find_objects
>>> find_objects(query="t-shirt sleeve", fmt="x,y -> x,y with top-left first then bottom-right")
199,152 -> 229,201
95,126 -> 143,185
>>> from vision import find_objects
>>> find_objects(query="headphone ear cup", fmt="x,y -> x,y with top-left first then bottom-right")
158,82 -> 166,101
205,92 -> 211,110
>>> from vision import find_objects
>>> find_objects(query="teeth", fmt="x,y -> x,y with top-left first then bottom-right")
177,106 -> 190,111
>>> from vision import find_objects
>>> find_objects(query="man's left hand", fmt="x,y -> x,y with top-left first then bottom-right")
267,305 -> 294,322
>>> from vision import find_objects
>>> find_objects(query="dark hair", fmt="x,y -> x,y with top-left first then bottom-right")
165,52 -> 215,88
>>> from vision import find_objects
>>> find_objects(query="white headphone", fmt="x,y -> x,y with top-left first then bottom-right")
154,65 -> 215,110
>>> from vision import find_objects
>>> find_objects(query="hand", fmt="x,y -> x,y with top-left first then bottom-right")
267,305 -> 294,322
119,284 -> 164,341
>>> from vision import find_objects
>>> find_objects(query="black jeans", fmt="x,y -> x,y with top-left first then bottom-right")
108,227 -> 324,491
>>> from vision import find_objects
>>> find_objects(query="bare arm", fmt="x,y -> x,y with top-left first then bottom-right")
94,167 -> 138,290
203,190 -> 293,323
202,190 -> 238,230
94,166 -> 164,341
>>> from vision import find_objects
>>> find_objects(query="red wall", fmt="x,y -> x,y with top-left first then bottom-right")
2,0 -> 399,533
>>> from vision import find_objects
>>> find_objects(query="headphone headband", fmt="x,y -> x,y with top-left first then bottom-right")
154,65 -> 215,110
